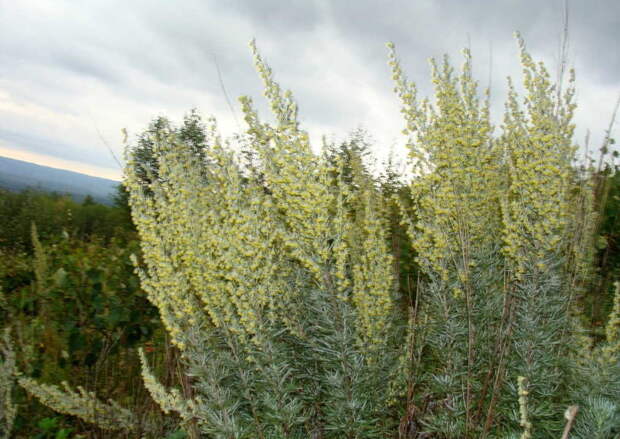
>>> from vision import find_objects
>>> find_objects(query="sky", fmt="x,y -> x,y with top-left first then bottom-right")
1,0 -> 618,181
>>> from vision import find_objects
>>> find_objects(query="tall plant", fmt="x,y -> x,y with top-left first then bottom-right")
122,40 -> 401,438
16,35 -> 620,439
386,32 -> 597,438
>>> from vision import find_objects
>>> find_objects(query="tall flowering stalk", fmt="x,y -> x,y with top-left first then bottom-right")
501,33 -> 577,277
389,33 -> 586,437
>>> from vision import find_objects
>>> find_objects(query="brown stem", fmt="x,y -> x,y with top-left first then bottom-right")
475,274 -> 512,422
561,405 -> 579,439
481,281 -> 517,438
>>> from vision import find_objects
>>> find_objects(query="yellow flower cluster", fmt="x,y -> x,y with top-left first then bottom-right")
389,34 -> 580,287
139,349 -> 197,423
501,33 -> 577,276
246,39 -> 334,277
124,41 -> 397,352
18,377 -> 136,431
125,132 -> 290,345
388,44 -> 500,283
345,165 -> 395,348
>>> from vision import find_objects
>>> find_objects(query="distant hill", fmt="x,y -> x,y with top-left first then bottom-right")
0,156 -> 120,204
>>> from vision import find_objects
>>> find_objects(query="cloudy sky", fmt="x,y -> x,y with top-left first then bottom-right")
1,0 -> 618,180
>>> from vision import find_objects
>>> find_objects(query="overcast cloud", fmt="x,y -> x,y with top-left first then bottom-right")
0,0 -> 618,180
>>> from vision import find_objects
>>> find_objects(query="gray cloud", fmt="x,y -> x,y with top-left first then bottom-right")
0,129 -> 94,162
0,0 -> 618,180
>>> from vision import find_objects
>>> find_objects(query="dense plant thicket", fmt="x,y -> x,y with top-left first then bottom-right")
0,188 -> 134,251
2,35 -> 620,439
0,191 -> 185,438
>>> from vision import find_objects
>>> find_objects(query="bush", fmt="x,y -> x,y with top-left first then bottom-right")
15,35 -> 620,438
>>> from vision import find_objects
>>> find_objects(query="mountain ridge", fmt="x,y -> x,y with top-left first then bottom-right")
0,156 -> 120,204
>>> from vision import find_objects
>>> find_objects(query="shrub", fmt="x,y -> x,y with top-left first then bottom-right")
19,35 -> 620,438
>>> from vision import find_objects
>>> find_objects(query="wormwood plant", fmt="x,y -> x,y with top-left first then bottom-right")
387,33 -> 582,437
18,35 -> 620,438
387,34 -> 620,438
123,39 -> 400,438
